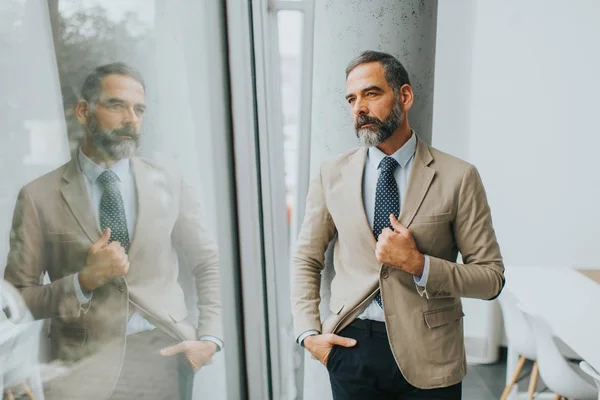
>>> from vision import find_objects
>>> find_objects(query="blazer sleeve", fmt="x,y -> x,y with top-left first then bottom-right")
4,187 -> 83,321
172,179 -> 223,341
419,164 -> 505,300
291,166 -> 337,338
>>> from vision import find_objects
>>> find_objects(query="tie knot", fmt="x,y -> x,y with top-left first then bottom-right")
379,156 -> 399,173
97,170 -> 120,188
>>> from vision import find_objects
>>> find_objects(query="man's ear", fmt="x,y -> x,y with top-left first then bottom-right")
399,84 -> 414,112
75,100 -> 90,126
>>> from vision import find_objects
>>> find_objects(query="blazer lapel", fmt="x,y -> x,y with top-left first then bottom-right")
61,158 -> 102,243
338,147 -> 377,251
400,139 -> 435,227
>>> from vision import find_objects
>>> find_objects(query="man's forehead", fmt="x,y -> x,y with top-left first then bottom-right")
346,62 -> 388,93
100,74 -> 145,102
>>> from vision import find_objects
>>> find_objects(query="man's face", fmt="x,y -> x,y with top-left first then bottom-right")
345,62 -> 403,147
85,74 -> 146,160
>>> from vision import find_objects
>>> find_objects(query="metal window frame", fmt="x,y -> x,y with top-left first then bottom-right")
269,0 -> 316,241
249,0 -> 290,399
258,1 -> 316,399
224,0 -> 316,398
225,0 -> 273,399
202,2 -> 250,400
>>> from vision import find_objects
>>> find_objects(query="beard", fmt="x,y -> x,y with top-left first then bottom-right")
86,114 -> 140,160
355,101 -> 404,147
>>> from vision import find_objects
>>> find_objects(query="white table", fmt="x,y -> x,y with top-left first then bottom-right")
504,266 -> 600,398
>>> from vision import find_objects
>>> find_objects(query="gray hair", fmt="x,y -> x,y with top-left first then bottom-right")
345,50 -> 411,93
80,62 -> 146,104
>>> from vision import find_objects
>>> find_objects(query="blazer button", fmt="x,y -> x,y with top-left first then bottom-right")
381,267 -> 390,279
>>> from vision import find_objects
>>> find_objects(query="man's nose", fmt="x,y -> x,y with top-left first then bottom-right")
122,106 -> 141,125
352,98 -> 368,117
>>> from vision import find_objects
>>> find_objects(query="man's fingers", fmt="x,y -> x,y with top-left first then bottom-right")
106,241 -> 121,252
160,342 -> 187,356
381,227 -> 393,236
329,334 -> 357,348
92,228 -> 111,251
389,214 -> 409,235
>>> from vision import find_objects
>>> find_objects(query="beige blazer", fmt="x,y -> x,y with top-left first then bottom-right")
4,156 -> 221,387
291,138 -> 504,389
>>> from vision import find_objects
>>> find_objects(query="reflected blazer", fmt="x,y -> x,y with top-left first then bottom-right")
4,156 -> 222,396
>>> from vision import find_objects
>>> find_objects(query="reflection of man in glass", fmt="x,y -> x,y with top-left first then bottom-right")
4,63 -> 222,400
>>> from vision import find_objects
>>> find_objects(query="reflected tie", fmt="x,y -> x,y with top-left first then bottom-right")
98,170 -> 130,253
373,156 -> 399,308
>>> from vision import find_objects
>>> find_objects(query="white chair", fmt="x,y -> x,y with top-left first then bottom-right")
518,304 -> 598,400
498,290 -> 539,399
1,280 -> 44,399
579,361 -> 600,400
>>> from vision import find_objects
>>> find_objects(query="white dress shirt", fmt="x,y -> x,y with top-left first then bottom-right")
298,132 -> 430,345
73,149 -> 222,349
356,131 -> 429,321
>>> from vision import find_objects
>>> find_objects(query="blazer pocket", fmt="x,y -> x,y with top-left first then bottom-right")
412,212 -> 453,224
53,323 -> 88,347
423,303 -> 464,329
328,296 -> 345,315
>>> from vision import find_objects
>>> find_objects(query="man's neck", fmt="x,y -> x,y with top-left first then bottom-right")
376,126 -> 413,156
81,139 -> 120,168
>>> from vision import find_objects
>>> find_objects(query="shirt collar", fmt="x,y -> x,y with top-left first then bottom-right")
78,148 -> 131,185
367,130 -> 417,170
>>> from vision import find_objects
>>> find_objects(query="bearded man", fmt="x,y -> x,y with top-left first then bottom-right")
291,51 -> 505,399
4,62 -> 222,400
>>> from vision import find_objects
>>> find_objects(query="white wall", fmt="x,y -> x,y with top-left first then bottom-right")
433,0 -> 600,269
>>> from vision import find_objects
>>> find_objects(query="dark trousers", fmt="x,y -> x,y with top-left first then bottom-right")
327,321 -> 462,400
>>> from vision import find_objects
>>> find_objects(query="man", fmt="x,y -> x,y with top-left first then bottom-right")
4,63 -> 222,400
291,51 -> 505,399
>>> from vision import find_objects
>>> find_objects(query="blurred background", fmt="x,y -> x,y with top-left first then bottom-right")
1,1 -> 599,399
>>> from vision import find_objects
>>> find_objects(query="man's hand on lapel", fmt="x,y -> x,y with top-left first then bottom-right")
375,214 -> 425,276
160,340 -> 217,373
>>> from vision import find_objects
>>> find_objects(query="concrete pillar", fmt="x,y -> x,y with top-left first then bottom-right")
304,1 -> 438,398
309,0 -> 438,174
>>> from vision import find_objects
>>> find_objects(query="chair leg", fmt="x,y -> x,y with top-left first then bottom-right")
501,356 -> 527,400
23,383 -> 35,400
527,361 -> 539,400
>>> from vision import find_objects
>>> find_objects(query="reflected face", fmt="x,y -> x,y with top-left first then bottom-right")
345,62 -> 403,147
86,74 -> 146,160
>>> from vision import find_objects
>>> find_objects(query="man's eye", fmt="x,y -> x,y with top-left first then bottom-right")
110,104 -> 125,109
366,92 -> 376,97
348,98 -> 355,104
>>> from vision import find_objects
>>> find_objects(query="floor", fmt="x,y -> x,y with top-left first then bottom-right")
463,359 -> 508,399
464,349 -> 542,400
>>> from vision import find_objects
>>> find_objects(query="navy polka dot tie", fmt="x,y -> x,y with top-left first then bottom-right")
98,170 -> 130,253
373,156 -> 399,308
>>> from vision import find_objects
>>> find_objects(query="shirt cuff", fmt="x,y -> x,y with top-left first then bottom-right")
413,255 -> 430,288
297,330 -> 320,347
73,273 -> 93,304
199,335 -> 224,352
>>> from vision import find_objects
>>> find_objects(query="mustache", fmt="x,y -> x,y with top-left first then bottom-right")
112,125 -> 140,139
354,114 -> 383,130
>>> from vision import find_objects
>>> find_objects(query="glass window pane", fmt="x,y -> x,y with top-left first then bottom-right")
1,1 -> 238,399
277,10 -> 303,236
276,9 -> 304,400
